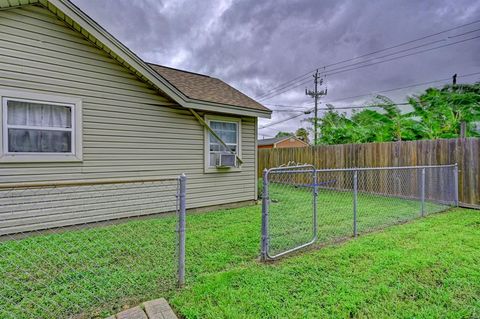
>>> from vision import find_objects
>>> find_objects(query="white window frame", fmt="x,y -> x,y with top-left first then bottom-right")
0,90 -> 83,162
204,114 -> 242,173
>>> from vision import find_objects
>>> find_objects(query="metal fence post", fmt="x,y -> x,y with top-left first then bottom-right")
453,163 -> 459,207
260,169 -> 269,261
353,170 -> 358,238
313,168 -> 318,240
178,173 -> 187,287
420,168 -> 425,217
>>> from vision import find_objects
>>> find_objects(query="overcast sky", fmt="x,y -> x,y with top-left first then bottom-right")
71,0 -> 480,138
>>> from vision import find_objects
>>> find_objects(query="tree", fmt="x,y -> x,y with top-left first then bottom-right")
309,82 -> 479,145
275,131 -> 293,138
295,128 -> 310,143
408,83 -> 480,138
353,95 -> 421,142
313,104 -> 360,144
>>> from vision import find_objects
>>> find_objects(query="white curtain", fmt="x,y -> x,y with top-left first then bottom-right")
7,101 -> 72,153
7,101 -> 71,128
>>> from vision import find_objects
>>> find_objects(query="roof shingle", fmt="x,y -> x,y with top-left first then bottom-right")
148,63 -> 270,113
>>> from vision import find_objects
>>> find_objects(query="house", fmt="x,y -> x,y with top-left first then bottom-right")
0,0 -> 271,234
258,136 -> 309,149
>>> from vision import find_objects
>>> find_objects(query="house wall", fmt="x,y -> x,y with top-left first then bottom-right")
275,139 -> 308,148
258,144 -> 273,149
258,139 -> 308,149
0,4 -> 257,234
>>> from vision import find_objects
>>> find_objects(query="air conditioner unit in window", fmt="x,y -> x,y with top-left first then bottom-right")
218,153 -> 236,168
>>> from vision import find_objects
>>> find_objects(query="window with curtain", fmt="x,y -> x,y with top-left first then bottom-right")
5,99 -> 73,153
208,120 -> 238,167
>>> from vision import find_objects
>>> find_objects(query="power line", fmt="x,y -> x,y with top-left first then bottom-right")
270,102 -> 410,113
324,71 -> 480,104
321,31 -> 480,77
258,33 -> 480,101
260,110 -> 313,129
255,19 -> 480,99
256,25 -> 480,100
255,37 -> 447,100
323,35 -> 480,78
265,71 -> 480,111
260,102 -> 410,129
260,71 -> 480,128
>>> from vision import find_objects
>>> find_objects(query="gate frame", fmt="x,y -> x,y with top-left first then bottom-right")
260,164 -> 317,261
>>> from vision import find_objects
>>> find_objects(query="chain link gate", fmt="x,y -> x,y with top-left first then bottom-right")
261,165 -> 318,260
261,164 -> 458,261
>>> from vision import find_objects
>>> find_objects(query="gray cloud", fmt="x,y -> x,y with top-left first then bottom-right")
72,0 -> 480,137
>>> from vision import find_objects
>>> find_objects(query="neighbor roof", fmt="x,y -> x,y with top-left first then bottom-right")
0,0 -> 271,118
149,64 -> 269,113
258,136 -> 308,146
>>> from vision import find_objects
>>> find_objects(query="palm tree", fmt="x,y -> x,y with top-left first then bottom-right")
408,83 -> 480,138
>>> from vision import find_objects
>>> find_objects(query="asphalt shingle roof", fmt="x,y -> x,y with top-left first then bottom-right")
148,63 -> 270,113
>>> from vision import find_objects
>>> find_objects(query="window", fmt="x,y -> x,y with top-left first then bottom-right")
0,91 -> 82,162
205,115 -> 241,172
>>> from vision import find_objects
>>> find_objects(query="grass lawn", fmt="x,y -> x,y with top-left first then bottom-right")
0,188 -> 478,318
173,208 -> 480,319
265,182 -> 449,257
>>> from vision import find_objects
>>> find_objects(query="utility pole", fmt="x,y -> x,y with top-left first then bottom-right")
453,73 -> 467,138
306,69 -> 327,146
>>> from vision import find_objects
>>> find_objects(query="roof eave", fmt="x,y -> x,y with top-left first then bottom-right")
186,99 -> 272,118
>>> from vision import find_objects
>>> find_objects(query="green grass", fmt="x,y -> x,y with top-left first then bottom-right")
266,182 -> 448,256
0,187 -> 477,318
172,208 -> 480,319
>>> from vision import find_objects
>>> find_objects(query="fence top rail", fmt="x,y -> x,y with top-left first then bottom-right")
316,164 -> 457,172
0,176 -> 180,190
266,164 -> 315,173
267,164 -> 457,174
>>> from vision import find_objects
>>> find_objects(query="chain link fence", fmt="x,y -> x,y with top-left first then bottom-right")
261,164 -> 458,260
0,175 -> 186,319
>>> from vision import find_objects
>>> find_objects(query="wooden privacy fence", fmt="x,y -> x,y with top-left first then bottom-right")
258,138 -> 480,208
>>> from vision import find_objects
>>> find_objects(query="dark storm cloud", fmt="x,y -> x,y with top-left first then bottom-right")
72,0 -> 480,137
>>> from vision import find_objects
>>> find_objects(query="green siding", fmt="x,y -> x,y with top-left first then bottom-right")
0,4 -> 256,234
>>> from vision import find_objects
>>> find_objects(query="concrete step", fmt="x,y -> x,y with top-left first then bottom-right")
107,298 -> 177,319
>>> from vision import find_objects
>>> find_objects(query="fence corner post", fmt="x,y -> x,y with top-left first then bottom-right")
178,173 -> 187,287
420,168 -> 426,217
453,163 -> 459,207
313,168 -> 318,240
260,169 -> 269,261
353,170 -> 358,238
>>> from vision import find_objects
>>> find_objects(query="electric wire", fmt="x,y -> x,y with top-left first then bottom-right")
255,19 -> 480,99
265,71 -> 480,111
258,33 -> 480,101
260,72 -> 480,129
